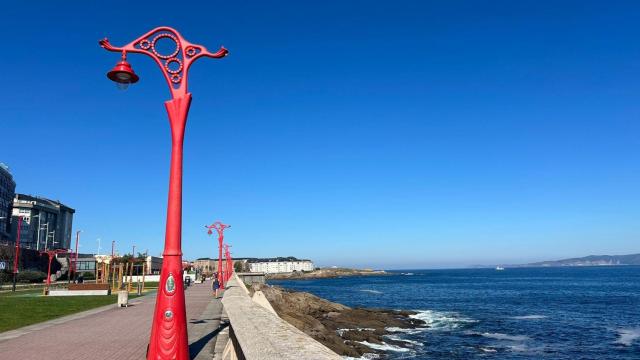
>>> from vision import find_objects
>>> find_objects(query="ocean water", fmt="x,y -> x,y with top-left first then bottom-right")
269,266 -> 640,359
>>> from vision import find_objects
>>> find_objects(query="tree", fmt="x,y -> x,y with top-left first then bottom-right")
234,261 -> 244,273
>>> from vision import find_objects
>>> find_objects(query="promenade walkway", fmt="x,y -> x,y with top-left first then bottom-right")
0,281 -> 224,359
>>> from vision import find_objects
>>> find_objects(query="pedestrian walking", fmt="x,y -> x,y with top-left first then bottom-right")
212,276 -> 220,298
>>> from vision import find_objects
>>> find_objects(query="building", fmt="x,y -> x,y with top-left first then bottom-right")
74,253 -> 97,274
0,163 -> 16,244
193,258 -> 217,273
11,194 -> 75,250
248,257 -> 314,274
145,256 -> 163,274
194,257 -> 250,273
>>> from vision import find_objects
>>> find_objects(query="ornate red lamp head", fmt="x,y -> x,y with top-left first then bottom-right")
106,51 -> 139,90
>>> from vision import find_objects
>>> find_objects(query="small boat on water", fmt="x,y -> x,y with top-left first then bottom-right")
495,266 -> 505,271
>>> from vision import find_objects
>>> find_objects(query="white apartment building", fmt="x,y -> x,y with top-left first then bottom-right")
248,257 -> 314,274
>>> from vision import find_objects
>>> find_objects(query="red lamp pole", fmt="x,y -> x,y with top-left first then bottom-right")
12,216 -> 23,292
205,222 -> 230,289
73,230 -> 81,282
100,27 -> 227,360
224,244 -> 232,282
40,249 -> 67,294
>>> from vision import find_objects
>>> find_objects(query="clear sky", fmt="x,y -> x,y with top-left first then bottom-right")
1,1 -> 639,269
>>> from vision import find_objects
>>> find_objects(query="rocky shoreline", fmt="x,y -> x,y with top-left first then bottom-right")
256,284 -> 425,358
266,268 -> 389,280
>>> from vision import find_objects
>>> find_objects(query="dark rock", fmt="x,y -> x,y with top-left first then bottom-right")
257,285 -> 425,357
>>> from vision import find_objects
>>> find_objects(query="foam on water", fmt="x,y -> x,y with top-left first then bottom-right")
509,315 -> 547,320
342,353 -> 381,360
386,326 -> 429,335
357,341 -> 412,353
409,310 -> 477,331
336,328 -> 376,336
359,289 -> 383,294
384,334 -> 424,346
465,331 -> 530,342
614,328 -> 640,346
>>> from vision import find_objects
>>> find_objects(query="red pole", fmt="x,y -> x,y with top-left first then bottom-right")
218,232 -> 224,288
46,253 -> 53,291
74,231 -> 80,281
12,217 -> 22,292
100,27 -> 227,360
206,222 -> 230,289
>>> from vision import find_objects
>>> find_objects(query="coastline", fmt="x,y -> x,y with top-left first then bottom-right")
256,284 -> 425,358
266,268 -> 390,281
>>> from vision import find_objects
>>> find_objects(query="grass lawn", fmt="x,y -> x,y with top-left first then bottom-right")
0,290 -> 141,333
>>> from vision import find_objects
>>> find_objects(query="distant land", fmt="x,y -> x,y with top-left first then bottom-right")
483,253 -> 640,268
524,253 -> 640,267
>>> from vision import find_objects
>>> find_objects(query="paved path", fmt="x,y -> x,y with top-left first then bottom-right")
0,280 -> 224,359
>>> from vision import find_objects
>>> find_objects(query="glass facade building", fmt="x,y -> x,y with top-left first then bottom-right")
0,163 -> 16,244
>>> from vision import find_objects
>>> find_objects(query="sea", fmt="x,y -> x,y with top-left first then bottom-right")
269,266 -> 640,359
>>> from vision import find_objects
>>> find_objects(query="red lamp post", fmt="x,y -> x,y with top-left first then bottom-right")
40,249 -> 68,295
73,230 -> 81,282
99,27 -> 228,360
205,222 -> 230,289
224,244 -> 233,282
12,216 -> 23,292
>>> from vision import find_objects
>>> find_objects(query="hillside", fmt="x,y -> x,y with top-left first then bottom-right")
527,254 -> 640,267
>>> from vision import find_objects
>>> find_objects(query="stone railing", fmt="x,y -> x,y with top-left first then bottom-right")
219,274 -> 341,360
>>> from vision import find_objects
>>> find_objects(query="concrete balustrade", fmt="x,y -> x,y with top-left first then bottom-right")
220,274 -> 341,360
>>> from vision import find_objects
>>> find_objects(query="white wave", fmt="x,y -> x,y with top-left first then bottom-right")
507,343 -> 528,352
509,315 -> 547,320
336,328 -> 375,336
359,289 -> 383,294
384,334 -> 423,346
409,310 -> 477,331
479,347 -> 497,353
466,331 -> 529,342
386,326 -> 429,334
342,353 -> 381,360
357,341 -> 412,352
615,328 -> 640,346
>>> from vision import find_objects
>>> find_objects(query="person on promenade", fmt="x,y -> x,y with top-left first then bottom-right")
212,276 -> 221,298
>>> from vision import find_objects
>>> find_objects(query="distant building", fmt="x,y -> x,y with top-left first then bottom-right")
0,163 -> 16,244
74,253 -> 97,274
194,257 -> 250,273
146,256 -> 163,274
11,194 -> 75,250
248,257 -> 314,274
193,258 -> 217,273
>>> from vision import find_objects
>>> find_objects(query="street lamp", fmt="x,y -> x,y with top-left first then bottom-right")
224,244 -> 233,282
40,249 -> 67,295
99,27 -> 228,360
73,230 -> 82,282
205,222 -> 230,289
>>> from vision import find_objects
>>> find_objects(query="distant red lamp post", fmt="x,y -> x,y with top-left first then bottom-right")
73,230 -> 81,282
205,222 -> 230,289
99,27 -> 228,360
12,216 -> 23,292
224,244 -> 233,282
40,249 -> 68,295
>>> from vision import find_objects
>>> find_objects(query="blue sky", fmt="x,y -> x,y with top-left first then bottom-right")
1,1 -> 639,268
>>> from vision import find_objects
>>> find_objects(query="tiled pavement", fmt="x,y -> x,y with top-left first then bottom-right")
0,281 -> 224,360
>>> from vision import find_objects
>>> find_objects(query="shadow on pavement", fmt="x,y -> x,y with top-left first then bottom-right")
188,321 -> 229,358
